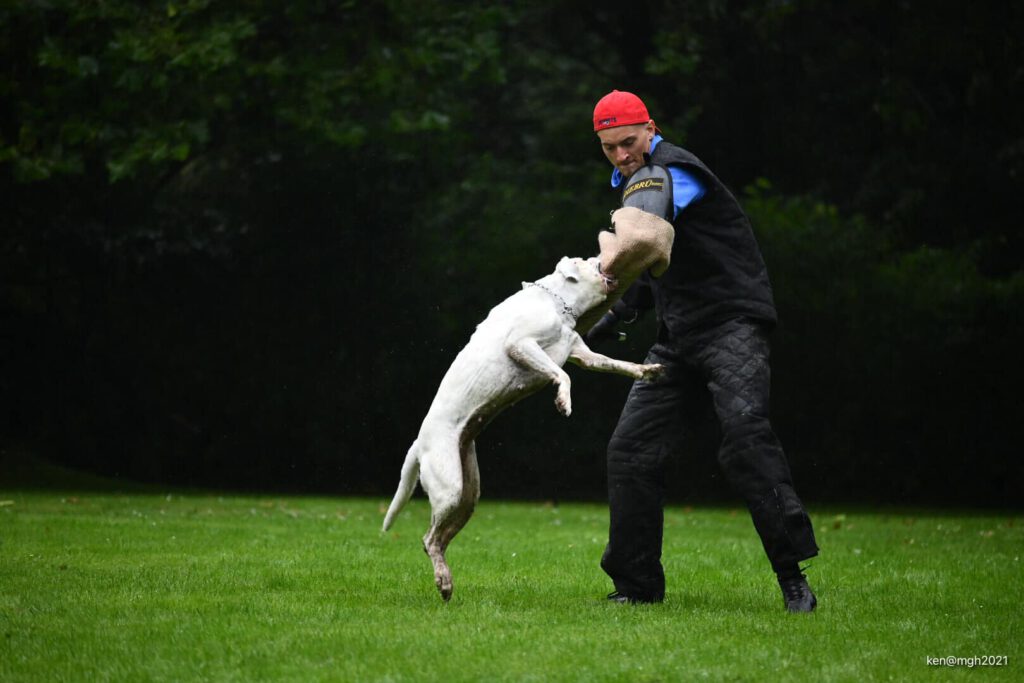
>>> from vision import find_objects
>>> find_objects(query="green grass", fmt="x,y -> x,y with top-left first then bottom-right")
0,477 -> 1021,682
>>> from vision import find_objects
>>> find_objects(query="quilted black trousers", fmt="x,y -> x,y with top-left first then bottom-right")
601,318 -> 818,601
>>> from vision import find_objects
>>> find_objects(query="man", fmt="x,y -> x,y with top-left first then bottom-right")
586,90 -> 819,612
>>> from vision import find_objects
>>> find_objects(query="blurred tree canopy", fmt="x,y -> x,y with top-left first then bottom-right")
2,0 -> 1021,505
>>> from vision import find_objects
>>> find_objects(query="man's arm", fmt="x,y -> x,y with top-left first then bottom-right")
621,272 -> 653,312
666,164 -> 705,220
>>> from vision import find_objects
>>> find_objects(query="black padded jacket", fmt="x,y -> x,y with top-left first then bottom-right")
618,140 -> 777,334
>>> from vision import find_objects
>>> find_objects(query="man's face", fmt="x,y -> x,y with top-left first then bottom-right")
597,121 -> 655,179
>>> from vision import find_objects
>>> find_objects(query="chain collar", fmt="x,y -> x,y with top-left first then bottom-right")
526,282 -> 578,321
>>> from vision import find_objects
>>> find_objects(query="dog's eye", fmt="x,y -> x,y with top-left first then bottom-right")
565,274 -> 578,283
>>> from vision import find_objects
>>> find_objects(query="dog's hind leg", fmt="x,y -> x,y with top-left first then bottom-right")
461,439 -> 481,516
446,438 -> 481,548
420,436 -> 481,601
419,437 -> 463,601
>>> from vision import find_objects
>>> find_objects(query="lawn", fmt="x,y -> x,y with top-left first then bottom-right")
0,471 -> 1020,681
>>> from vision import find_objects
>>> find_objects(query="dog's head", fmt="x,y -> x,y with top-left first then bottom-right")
553,256 -> 611,310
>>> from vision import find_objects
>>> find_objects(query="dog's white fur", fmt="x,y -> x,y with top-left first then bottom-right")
382,256 -> 662,601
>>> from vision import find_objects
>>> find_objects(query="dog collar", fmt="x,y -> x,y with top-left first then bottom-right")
526,282 -> 578,321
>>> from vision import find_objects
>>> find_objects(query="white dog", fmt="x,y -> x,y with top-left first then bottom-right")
382,256 -> 663,601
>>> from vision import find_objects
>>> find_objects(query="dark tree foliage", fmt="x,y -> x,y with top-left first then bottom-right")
2,1 -> 1021,504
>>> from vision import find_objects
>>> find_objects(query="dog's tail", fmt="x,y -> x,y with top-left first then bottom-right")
382,440 -> 421,531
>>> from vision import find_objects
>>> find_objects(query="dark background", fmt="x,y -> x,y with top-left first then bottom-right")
2,1 -> 1021,506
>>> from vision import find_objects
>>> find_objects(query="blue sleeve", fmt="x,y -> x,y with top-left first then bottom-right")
667,164 -> 706,220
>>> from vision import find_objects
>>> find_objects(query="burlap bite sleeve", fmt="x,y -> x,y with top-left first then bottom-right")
576,207 -> 675,333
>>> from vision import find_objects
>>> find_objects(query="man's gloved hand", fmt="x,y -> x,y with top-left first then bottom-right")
583,300 -> 638,347
584,311 -> 620,346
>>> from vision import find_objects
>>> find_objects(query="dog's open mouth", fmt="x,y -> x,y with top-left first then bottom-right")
596,261 -> 618,293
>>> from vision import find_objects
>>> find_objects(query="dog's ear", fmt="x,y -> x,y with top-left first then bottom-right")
556,256 -> 580,283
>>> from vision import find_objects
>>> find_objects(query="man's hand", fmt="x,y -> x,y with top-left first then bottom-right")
584,311 -> 620,347
583,300 -> 638,347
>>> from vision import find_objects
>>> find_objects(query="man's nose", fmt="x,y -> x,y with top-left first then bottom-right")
617,147 -> 631,162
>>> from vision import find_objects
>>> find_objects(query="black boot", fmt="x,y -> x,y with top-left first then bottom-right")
607,591 -> 661,605
777,568 -> 817,613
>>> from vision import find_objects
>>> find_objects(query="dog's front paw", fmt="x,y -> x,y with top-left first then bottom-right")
637,363 -> 666,381
555,387 -> 573,417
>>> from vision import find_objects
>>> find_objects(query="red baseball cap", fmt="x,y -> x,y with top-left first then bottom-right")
593,90 -> 651,131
